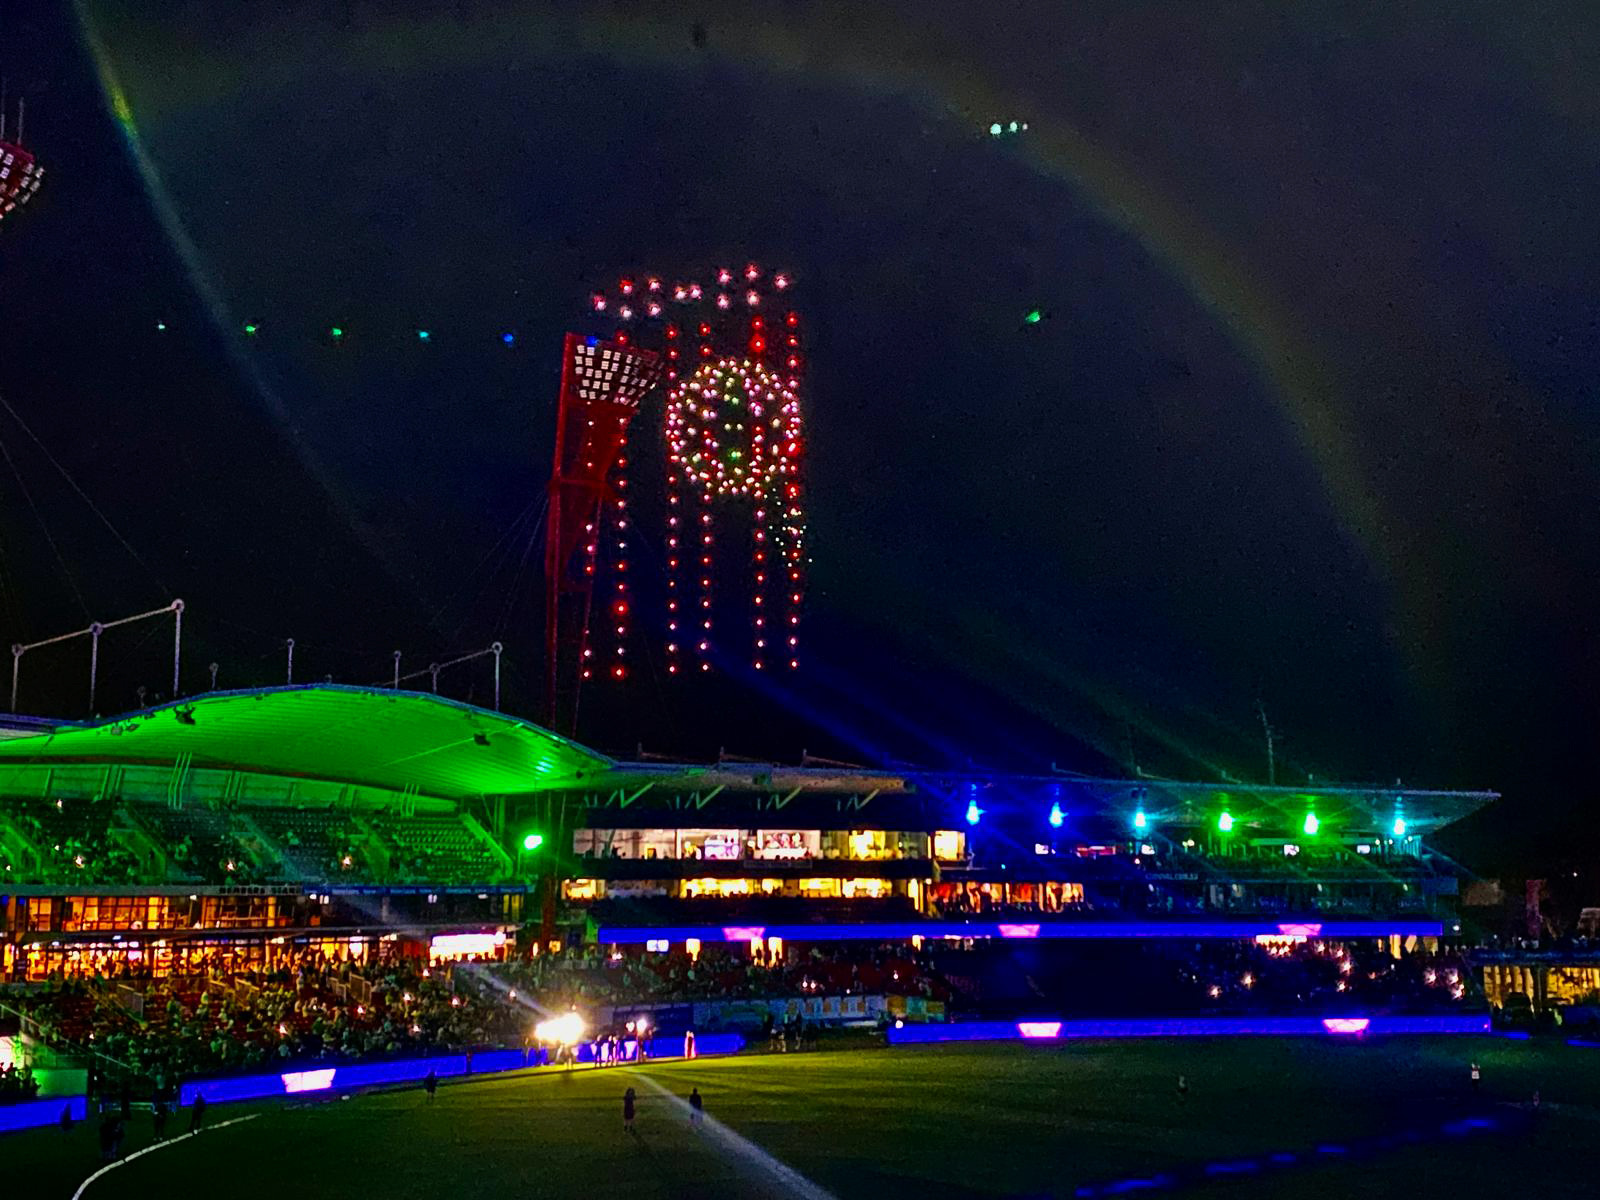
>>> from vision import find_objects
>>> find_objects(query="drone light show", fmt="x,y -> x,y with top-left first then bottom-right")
584,264 -> 807,677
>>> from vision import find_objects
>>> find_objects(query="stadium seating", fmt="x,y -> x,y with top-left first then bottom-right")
0,796 -> 511,887
129,804 -> 263,884
249,807 -> 366,882
364,812 -> 505,884
0,797 -> 147,885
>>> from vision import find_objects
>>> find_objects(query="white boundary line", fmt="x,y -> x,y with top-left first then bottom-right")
71,1114 -> 261,1200
628,1071 -> 839,1200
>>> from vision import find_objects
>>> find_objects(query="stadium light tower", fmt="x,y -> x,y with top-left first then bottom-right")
543,333 -> 663,733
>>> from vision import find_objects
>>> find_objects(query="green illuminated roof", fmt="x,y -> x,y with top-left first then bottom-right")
0,686 -> 610,800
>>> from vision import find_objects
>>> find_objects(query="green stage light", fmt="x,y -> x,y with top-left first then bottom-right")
1024,309 -> 1042,324
243,323 -> 258,335
1217,811 -> 1233,833
522,833 -> 544,852
1392,816 -> 1407,837
1133,809 -> 1147,831
1303,811 -> 1319,836
330,326 -> 344,339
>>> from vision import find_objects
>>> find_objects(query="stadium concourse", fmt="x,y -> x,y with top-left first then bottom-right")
0,685 -> 1500,1132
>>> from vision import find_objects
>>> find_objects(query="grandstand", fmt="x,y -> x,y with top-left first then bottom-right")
0,684 -> 1496,983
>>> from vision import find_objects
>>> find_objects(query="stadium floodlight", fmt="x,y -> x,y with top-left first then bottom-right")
965,800 -> 982,826
1048,802 -> 1064,829
1303,812 -> 1319,837
522,832 -> 545,852
1392,816 -> 1407,837
1133,809 -> 1147,831
1217,811 -> 1234,833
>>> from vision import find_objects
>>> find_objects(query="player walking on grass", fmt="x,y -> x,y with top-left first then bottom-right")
424,1069 -> 438,1103
689,1086 -> 704,1127
623,1086 -> 637,1134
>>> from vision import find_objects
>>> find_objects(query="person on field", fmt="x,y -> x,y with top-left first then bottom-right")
1470,1062 -> 1481,1091
623,1086 -> 637,1134
424,1069 -> 438,1103
689,1086 -> 704,1126
189,1092 -> 207,1134
1176,1075 -> 1189,1102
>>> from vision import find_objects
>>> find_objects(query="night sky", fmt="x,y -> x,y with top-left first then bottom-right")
2,3 -> 1598,874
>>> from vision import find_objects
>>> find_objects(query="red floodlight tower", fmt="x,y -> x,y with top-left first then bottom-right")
544,333 -> 663,732
587,264 -> 807,677
0,95 -> 44,230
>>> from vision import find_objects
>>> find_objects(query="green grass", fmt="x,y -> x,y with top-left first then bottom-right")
14,1037 -> 1600,1200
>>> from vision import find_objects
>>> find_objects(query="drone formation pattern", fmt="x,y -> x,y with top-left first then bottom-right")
584,265 -> 806,679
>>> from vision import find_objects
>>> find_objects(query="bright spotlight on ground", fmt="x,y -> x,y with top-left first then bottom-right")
535,1012 -> 586,1044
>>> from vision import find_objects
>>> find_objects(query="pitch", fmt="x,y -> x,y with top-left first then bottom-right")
19,1038 -> 1596,1200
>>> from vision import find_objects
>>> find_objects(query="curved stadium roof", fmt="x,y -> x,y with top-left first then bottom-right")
0,686 -> 611,801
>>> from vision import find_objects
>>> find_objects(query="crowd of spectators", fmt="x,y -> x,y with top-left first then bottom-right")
2,935 -> 1486,1100
936,937 -> 1479,1018
0,1063 -> 41,1105
1176,940 -> 1474,1012
487,941 -> 953,1012
928,888 -> 1429,921
4,798 -> 150,885
8,953 -> 526,1089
